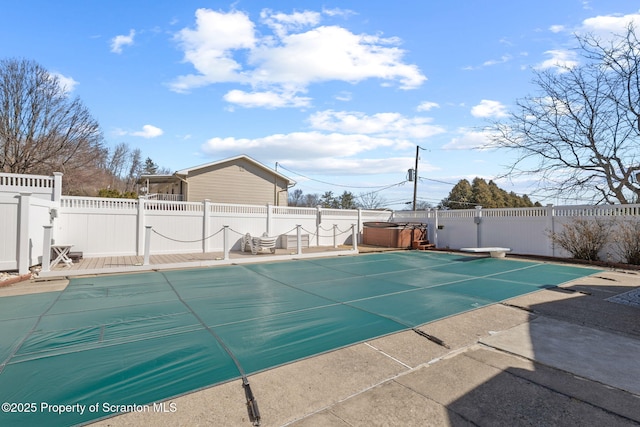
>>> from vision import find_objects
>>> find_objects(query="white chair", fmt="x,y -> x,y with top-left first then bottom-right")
243,233 -> 277,255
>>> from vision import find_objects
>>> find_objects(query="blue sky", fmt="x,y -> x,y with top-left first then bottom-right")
2,1 -> 639,208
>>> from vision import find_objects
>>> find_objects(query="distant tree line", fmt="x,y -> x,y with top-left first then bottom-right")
439,178 -> 541,209
288,189 -> 388,209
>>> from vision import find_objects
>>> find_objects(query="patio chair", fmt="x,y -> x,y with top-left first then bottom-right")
242,233 -> 278,255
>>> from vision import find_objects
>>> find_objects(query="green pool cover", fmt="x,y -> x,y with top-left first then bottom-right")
0,252 -> 600,426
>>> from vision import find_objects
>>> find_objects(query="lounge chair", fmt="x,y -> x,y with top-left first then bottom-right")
242,233 -> 278,255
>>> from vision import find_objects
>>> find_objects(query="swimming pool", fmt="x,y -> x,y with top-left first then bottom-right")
0,251 -> 600,426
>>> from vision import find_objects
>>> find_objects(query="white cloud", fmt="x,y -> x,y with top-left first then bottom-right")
249,25 -> 425,88
131,125 -> 164,138
202,131 -> 404,160
170,9 -> 256,93
308,110 -> 445,139
110,29 -> 135,54
549,25 -> 565,33
482,54 -> 512,67
470,100 -> 508,118
170,8 -> 426,106
581,12 -> 640,37
199,107 -> 449,177
442,129 -> 495,150
223,89 -> 311,108
535,49 -> 579,72
282,156 -> 435,175
321,8 -> 356,18
51,73 -> 78,93
202,132 -> 430,176
260,9 -> 321,38
334,91 -> 352,102
417,101 -> 439,112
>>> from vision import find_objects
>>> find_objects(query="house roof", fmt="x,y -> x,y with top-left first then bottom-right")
141,155 -> 296,185
138,174 -> 175,184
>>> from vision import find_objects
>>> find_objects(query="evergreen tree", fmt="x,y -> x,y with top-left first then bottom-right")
320,191 -> 337,208
487,180 -> 506,208
142,157 -> 158,175
440,179 -> 472,209
471,178 -> 493,207
338,191 -> 357,209
441,177 -> 539,209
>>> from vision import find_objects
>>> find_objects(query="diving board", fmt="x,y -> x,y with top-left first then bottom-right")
460,247 -> 511,258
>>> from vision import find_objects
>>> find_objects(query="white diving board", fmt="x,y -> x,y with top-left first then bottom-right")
460,247 -> 511,258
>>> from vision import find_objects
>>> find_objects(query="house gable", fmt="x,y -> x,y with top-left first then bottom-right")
184,157 -> 290,205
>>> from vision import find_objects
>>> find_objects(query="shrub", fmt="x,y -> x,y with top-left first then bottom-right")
550,218 -> 611,261
97,188 -> 138,199
613,219 -> 640,265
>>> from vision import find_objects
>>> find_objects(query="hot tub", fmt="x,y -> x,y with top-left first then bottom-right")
362,222 -> 426,248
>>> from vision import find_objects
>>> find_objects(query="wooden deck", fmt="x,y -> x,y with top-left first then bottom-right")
39,245 -> 407,278
40,245 -> 404,279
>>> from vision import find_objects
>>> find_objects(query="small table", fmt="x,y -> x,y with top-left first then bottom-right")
50,244 -> 74,269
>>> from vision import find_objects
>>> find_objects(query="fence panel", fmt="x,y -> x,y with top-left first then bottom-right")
0,172 -> 56,200
317,209 -> 360,246
432,210 -> 476,249
0,195 -> 19,270
551,205 -> 640,262
210,203 -> 269,251
29,198 -> 54,266
58,197 -> 138,257
479,207 -> 551,255
272,206 -> 318,248
145,201 -> 205,254
361,210 -> 394,223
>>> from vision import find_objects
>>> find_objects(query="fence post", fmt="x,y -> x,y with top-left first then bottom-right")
296,224 -> 303,255
17,193 -> 31,274
315,207 -> 322,247
143,226 -> 152,266
474,206 -> 482,247
41,225 -> 52,273
52,172 -> 63,204
333,224 -> 338,248
203,199 -> 211,253
351,224 -> 358,252
433,208 -> 439,248
357,208 -> 362,244
266,204 -> 273,236
137,197 -> 146,256
223,225 -> 230,260
546,204 -> 555,257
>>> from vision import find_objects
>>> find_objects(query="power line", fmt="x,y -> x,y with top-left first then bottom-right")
418,176 -> 458,186
278,163 -> 408,190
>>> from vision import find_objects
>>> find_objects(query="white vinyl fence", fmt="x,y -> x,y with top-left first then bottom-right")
2,172 -> 640,274
393,204 -> 640,260
0,193 -> 54,272
55,197 -> 393,258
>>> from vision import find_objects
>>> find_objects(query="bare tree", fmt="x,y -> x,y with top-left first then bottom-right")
490,25 -> 640,204
107,142 -> 130,181
0,58 -> 105,192
358,191 -> 387,209
288,188 -> 304,206
125,148 -> 143,193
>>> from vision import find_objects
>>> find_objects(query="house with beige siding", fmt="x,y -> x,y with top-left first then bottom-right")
140,155 -> 295,206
